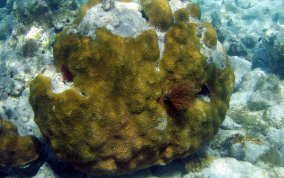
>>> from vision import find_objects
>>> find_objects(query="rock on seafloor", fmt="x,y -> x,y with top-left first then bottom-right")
0,0 -> 283,177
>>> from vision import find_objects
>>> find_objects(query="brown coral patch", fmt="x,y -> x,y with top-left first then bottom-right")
0,119 -> 41,167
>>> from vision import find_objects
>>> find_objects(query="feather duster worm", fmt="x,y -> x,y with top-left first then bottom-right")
160,81 -> 200,112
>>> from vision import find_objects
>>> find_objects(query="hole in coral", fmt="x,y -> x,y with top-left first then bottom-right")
195,85 -> 211,102
61,65 -> 73,82
54,27 -> 63,34
141,10 -> 149,21
167,70 -> 174,74
163,96 -> 172,106
79,91 -> 86,96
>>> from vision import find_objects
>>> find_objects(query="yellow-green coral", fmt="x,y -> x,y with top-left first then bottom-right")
174,8 -> 190,22
0,118 -> 41,167
188,2 -> 201,20
141,0 -> 174,31
29,2 -> 234,176
203,22 -> 218,48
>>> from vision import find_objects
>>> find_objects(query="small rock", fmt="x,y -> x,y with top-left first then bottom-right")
241,36 -> 257,49
247,75 -> 282,111
228,42 -> 248,56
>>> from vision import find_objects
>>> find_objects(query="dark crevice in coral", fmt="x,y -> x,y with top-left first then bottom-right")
54,27 -> 63,34
149,158 -> 187,177
61,65 -> 73,82
0,143 -> 46,177
195,85 -> 210,97
141,10 -> 149,21
195,85 -> 211,102
46,159 -> 86,178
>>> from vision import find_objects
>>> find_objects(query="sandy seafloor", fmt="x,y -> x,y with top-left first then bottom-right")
0,0 -> 284,177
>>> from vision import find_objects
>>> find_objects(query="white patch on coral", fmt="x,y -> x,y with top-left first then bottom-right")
156,31 -> 166,58
187,15 -> 228,70
41,65 -> 75,94
155,31 -> 166,72
75,2 -> 148,39
155,112 -> 168,131
201,41 -> 228,70
197,95 -> 211,103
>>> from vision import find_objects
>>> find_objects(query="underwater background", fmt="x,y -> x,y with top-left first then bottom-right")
0,0 -> 283,177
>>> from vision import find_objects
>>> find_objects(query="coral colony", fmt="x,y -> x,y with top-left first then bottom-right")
29,0 -> 234,175
1,0 -> 235,176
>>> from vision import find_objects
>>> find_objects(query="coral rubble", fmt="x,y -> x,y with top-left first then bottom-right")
29,0 -> 234,176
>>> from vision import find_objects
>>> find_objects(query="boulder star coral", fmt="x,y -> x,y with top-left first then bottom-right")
29,0 -> 234,176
